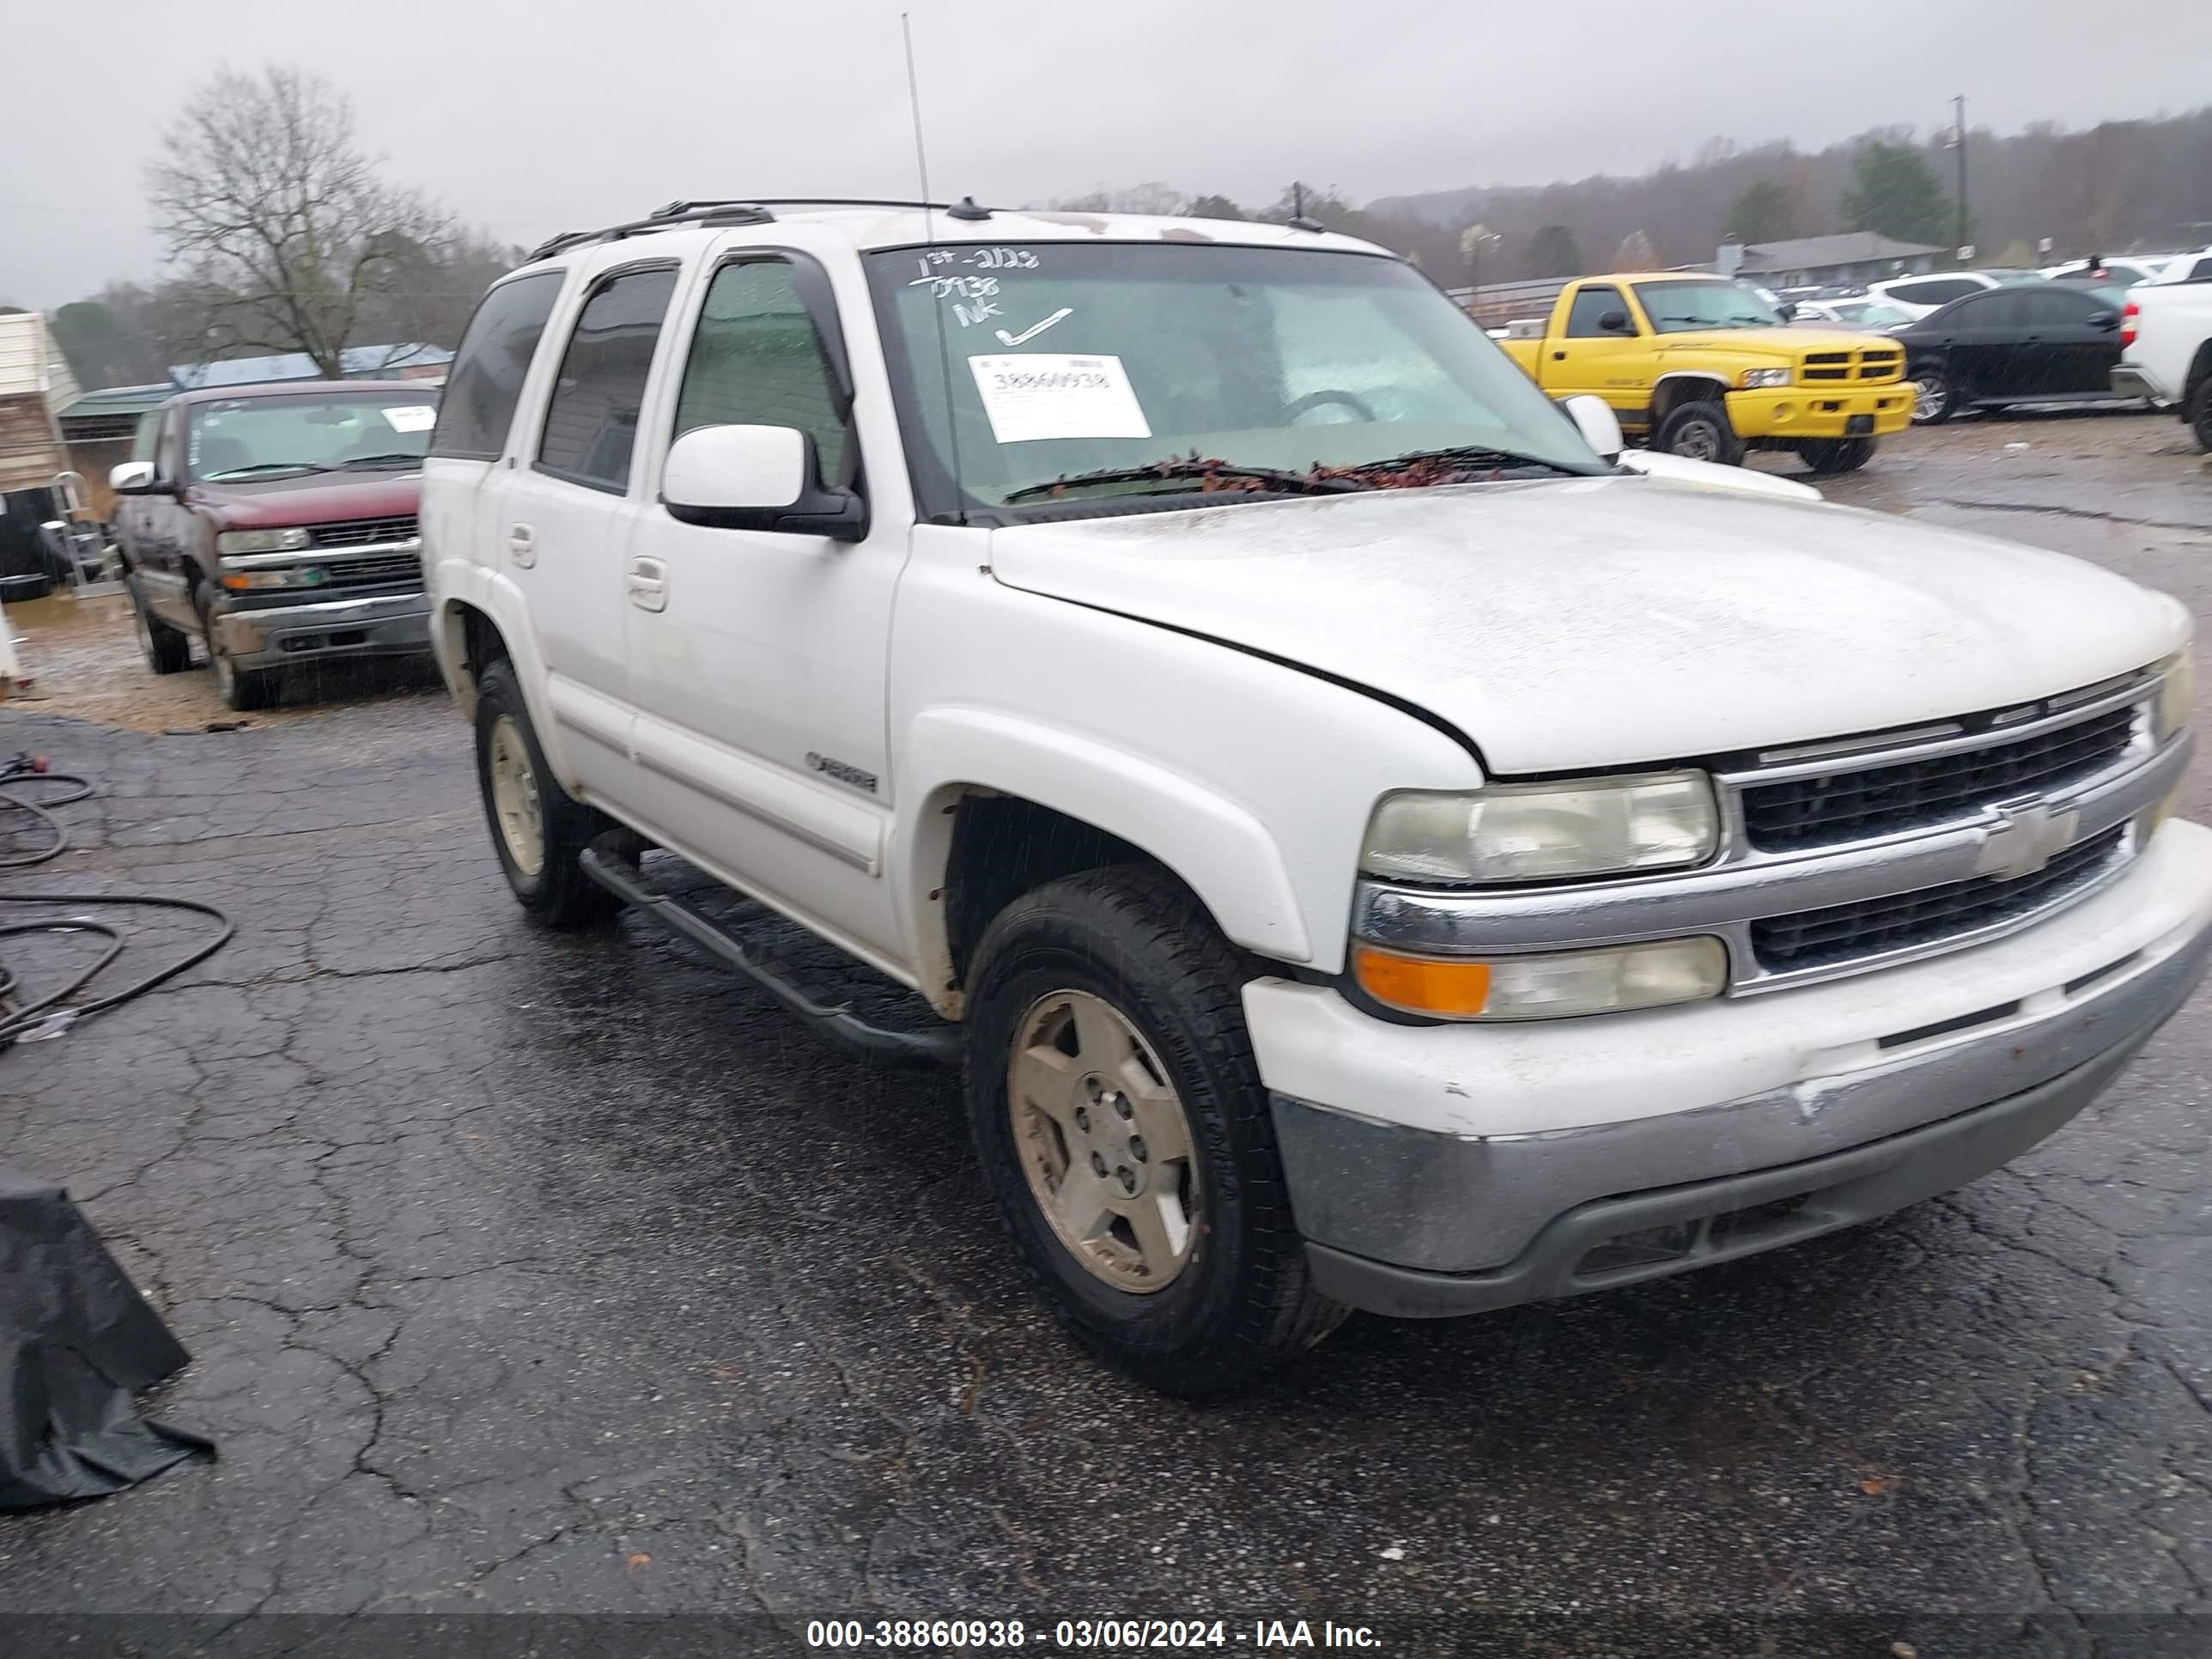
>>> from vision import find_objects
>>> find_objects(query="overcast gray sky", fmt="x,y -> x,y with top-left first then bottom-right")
6,0 -> 2209,310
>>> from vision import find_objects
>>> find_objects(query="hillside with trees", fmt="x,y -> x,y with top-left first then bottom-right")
1057,107 -> 2212,288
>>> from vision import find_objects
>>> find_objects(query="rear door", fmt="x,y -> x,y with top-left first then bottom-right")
1540,284 -> 1653,422
498,260 -> 684,806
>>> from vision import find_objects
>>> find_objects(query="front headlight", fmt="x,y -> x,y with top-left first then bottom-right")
1354,937 -> 1728,1021
1361,773 -> 1720,885
217,527 -> 313,556
1739,367 -> 1793,389
2155,652 -> 2195,743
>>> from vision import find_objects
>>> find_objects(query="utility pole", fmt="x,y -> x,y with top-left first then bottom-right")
1953,94 -> 1969,258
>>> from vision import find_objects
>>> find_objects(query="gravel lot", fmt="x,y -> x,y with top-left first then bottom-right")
3,407 -> 2210,1656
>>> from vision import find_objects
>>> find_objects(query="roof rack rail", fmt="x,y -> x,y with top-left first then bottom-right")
524,196 -> 998,264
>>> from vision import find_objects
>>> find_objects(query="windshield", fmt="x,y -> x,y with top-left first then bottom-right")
864,242 -> 1607,519
187,389 -> 441,482
1632,280 -> 1786,333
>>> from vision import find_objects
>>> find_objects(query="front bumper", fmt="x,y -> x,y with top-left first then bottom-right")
2112,364 -> 2172,405
1726,382 -> 1911,440
1252,819 -> 2212,1317
214,591 -> 432,672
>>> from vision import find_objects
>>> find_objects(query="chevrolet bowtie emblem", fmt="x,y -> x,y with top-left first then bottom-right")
1975,798 -> 2080,882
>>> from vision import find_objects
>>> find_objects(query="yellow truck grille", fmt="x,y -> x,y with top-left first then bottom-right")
1800,349 -> 1904,383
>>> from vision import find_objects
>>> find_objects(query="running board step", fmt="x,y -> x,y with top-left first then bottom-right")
579,840 -> 957,1070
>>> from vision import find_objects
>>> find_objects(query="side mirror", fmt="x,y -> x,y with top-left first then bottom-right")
662,424 -> 867,541
1562,394 -> 1624,464
1776,301 -> 1799,322
109,460 -> 160,495
1598,309 -> 1632,334
2090,310 -> 2121,331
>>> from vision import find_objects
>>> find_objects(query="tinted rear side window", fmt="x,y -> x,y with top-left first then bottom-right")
430,270 -> 565,461
537,265 -> 679,493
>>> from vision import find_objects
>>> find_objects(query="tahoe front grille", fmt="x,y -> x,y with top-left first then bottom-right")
1741,704 -> 2136,852
319,551 -> 422,589
1751,825 -> 2126,974
310,515 -> 417,549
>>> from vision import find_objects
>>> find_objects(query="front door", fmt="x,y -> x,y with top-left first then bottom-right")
496,261 -> 681,808
620,251 -> 905,965
1541,284 -> 1653,425
125,407 -> 197,630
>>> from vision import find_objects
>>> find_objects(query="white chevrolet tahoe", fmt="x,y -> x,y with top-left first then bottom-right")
422,201 -> 2212,1395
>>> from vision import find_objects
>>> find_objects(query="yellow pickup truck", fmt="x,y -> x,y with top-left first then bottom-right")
1497,272 -> 1911,473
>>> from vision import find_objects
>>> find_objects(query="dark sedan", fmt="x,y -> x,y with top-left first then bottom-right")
1899,283 -> 2131,424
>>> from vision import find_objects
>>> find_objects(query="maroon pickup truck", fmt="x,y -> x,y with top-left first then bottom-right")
110,380 -> 439,710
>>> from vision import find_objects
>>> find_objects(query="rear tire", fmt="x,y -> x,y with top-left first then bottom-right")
473,659 -> 619,928
2190,378 -> 2212,453
129,575 -> 191,674
1909,363 -> 1956,424
963,865 -> 1347,1398
1798,437 -> 1875,476
1652,400 -> 1744,465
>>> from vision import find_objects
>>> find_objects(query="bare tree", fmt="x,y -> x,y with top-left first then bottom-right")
147,65 -> 452,378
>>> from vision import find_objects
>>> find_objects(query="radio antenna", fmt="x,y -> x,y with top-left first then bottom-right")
902,11 -> 967,526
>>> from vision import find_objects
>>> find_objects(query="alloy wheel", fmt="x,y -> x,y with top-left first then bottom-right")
487,715 -> 547,877
1006,988 -> 1200,1293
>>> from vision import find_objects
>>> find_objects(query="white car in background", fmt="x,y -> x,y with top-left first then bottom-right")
1789,295 -> 1913,331
1865,270 -> 2040,319
2143,249 -> 2212,287
2041,257 -> 2173,289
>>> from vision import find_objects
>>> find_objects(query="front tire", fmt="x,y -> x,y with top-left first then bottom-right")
1798,437 -> 1875,476
129,575 -> 192,674
963,866 -> 1347,1398
2190,378 -> 2212,453
472,659 -> 618,927
201,596 -> 274,710
1909,363 -> 1957,424
1652,399 -> 1745,465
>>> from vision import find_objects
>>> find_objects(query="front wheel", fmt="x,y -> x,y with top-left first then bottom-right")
1909,364 -> 1956,424
1652,400 -> 1745,465
2190,379 -> 2212,453
129,575 -> 192,674
963,866 -> 1347,1398
1798,437 -> 1875,476
202,598 -> 274,710
472,659 -> 618,927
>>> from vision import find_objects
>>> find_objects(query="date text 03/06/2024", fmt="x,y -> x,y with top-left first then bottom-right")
805,1619 -> 1382,1650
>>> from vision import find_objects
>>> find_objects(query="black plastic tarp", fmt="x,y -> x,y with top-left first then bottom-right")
1,1164 -> 212,1508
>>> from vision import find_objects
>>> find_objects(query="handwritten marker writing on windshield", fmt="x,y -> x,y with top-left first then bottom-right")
996,308 -> 1073,348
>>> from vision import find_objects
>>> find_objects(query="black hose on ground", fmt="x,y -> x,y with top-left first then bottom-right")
0,753 -> 236,1048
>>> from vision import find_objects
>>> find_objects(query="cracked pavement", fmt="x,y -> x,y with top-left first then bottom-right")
3,408 -> 2211,1656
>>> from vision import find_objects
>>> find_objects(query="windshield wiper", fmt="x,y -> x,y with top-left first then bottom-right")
202,461 -> 340,480
1003,457 -> 1364,505
338,453 -> 424,470
1331,444 -> 1592,480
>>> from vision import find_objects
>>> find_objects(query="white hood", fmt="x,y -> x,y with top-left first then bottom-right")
986,476 -> 2187,775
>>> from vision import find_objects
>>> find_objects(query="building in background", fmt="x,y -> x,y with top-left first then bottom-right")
0,313 -> 82,599
1725,233 -> 1946,290
167,343 -> 453,389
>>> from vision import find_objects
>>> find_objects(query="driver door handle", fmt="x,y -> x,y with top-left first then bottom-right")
627,555 -> 670,613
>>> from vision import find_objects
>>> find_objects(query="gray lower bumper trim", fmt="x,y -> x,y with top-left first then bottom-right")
1273,918 -> 2209,1276
1305,1035 -> 2144,1320
216,593 -> 431,670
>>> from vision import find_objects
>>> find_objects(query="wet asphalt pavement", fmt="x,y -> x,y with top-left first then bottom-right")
3,407 -> 2211,1656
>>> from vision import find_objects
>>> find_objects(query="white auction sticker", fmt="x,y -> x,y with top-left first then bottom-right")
968,355 -> 1151,444
380,405 -> 437,433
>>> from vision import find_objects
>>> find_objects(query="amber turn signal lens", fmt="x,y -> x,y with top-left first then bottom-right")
1353,945 -> 1492,1018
